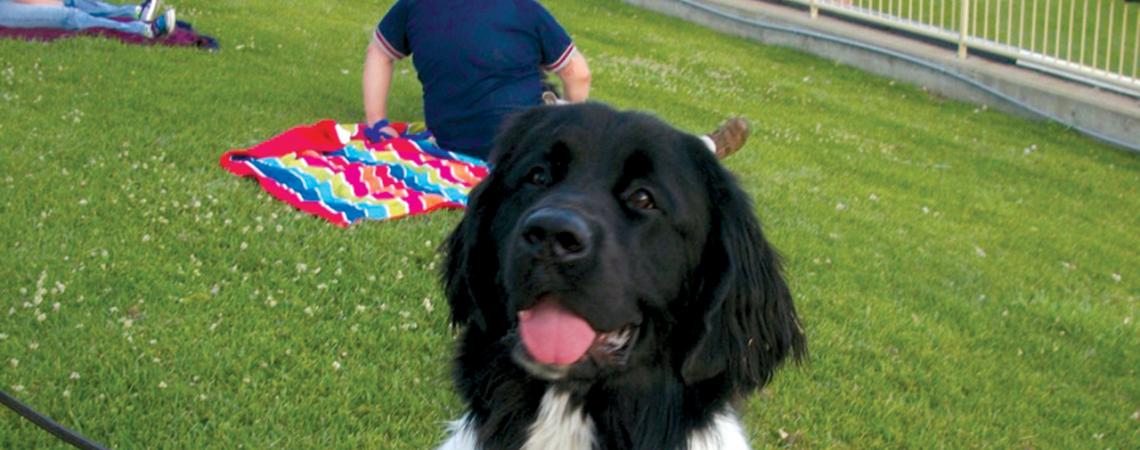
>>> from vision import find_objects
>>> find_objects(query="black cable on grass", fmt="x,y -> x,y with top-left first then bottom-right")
0,390 -> 109,450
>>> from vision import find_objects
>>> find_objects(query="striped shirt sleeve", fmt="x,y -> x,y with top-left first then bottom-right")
374,0 -> 411,60
529,1 -> 574,72
543,43 -> 576,72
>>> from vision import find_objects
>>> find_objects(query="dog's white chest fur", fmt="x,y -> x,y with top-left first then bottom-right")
521,389 -> 596,450
438,387 -> 750,450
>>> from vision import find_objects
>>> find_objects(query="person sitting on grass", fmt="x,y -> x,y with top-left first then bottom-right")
363,0 -> 749,161
0,0 -> 176,39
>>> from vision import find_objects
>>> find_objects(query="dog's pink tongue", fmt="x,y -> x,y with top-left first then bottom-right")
519,300 -> 597,366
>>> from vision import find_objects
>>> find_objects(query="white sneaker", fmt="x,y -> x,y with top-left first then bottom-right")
149,7 -> 176,38
138,0 -> 163,22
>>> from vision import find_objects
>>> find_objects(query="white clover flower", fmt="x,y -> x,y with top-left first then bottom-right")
32,271 -> 47,305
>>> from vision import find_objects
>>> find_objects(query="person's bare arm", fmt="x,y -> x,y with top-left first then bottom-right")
363,41 -> 398,134
556,51 -> 591,103
13,0 -> 65,5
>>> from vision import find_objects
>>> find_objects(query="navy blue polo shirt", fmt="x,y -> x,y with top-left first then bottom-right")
374,0 -> 576,159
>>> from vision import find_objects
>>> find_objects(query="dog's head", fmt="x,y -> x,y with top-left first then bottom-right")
443,103 -> 804,395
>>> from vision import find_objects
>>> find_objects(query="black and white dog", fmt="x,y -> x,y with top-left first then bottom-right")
440,103 -> 805,450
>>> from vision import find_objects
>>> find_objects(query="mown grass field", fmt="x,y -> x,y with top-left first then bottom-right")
1,0 -> 1137,448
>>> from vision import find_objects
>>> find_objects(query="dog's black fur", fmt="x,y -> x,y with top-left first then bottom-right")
442,103 -> 805,450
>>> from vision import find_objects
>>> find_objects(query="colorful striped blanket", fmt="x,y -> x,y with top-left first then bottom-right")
220,120 -> 490,227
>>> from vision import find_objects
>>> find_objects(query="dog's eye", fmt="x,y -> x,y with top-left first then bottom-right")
625,189 -> 656,210
525,167 -> 549,186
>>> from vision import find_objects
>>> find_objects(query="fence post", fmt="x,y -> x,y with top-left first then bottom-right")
811,0 -> 819,19
959,0 -> 971,58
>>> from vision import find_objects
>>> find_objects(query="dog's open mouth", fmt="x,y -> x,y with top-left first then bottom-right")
512,297 -> 638,380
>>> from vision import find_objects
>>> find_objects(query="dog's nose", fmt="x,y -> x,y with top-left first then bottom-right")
520,208 -> 592,263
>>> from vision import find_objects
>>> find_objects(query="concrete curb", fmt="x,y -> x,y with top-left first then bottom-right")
622,0 -> 1140,153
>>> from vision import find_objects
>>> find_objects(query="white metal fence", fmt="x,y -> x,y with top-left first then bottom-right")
777,0 -> 1140,96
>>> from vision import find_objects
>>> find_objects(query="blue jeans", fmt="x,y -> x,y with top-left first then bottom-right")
0,0 -> 147,36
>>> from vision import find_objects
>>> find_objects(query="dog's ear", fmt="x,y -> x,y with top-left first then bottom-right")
681,152 -> 806,390
442,107 -> 548,330
442,176 -> 494,330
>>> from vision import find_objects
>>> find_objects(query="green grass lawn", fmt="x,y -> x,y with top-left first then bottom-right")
1,0 -> 1137,448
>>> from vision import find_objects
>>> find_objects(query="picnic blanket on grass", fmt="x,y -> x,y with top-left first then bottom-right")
0,19 -> 218,50
220,120 -> 490,227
